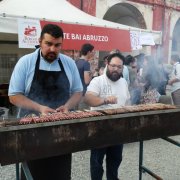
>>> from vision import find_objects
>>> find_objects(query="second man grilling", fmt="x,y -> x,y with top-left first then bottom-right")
84,52 -> 131,180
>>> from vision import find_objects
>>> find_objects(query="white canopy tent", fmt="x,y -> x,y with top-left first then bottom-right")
0,0 -> 162,45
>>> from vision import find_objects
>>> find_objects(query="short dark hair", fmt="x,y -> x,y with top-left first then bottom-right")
107,53 -> 125,64
125,55 -> 135,65
80,43 -> 94,56
103,55 -> 109,61
40,24 -> 64,39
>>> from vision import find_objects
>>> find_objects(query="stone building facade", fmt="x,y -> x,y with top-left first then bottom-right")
68,0 -> 180,63
0,0 -> 179,84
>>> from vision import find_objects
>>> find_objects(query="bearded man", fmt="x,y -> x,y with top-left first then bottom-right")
9,24 -> 83,180
84,53 -> 130,180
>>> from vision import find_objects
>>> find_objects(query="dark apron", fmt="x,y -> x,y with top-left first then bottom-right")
21,51 -> 71,180
20,51 -> 70,116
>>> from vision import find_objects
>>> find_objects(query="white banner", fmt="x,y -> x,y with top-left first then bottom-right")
18,18 -> 41,48
140,32 -> 155,46
130,31 -> 142,50
130,30 -> 155,50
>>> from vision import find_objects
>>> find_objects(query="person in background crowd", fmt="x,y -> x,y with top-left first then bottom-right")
141,56 -> 159,90
99,66 -> 105,76
135,53 -> 145,76
139,55 -> 149,79
102,54 -> 109,67
140,55 -> 164,104
136,54 -> 168,99
125,55 -> 141,104
157,57 -> 169,95
75,43 -> 95,109
93,68 -> 99,78
168,54 -> 180,92
74,50 -> 80,60
136,55 -> 150,89
143,55 -> 169,96
8,24 -> 83,180
84,53 -> 130,180
63,50 -> 74,59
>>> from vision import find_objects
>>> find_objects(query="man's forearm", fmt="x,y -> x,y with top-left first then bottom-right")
9,94 -> 42,112
169,78 -> 180,85
64,92 -> 82,110
84,93 -> 104,107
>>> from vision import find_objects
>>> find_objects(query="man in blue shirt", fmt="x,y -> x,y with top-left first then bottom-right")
9,24 -> 83,180
76,43 -> 94,109
76,43 -> 94,95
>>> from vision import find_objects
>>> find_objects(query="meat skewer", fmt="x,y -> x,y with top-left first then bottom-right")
19,110 -> 104,124
18,103 -> 177,125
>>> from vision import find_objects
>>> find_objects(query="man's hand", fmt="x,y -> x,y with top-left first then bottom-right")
104,95 -> 117,104
9,94 -> 57,115
39,105 -> 57,115
84,92 -> 118,107
56,105 -> 69,113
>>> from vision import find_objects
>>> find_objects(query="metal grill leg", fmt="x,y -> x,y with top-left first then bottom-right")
162,137 -> 180,147
15,163 -> 20,180
139,141 -> 143,180
22,162 -> 33,180
139,140 -> 163,180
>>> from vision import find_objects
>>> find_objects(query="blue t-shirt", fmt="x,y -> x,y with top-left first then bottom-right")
76,59 -> 90,94
9,49 -> 83,97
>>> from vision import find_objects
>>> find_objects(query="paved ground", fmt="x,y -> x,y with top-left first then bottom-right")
0,136 -> 179,180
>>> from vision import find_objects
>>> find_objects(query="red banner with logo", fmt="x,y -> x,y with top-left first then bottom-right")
40,21 -> 131,52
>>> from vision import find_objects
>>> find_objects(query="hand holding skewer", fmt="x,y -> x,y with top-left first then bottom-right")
103,95 -> 117,105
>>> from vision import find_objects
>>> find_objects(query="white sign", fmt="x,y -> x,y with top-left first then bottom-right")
18,18 -> 41,48
140,32 -> 155,46
130,31 -> 142,50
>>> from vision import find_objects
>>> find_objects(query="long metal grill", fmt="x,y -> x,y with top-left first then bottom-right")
0,103 -> 180,165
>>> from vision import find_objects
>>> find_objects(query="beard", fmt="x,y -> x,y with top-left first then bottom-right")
106,68 -> 122,82
43,52 -> 58,63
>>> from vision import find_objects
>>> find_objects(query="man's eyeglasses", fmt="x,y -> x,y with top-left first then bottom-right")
108,64 -> 123,70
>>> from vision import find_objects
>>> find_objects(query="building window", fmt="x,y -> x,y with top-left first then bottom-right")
0,54 -> 18,84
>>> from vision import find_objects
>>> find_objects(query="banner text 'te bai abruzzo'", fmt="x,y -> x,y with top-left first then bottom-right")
40,21 -> 131,52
